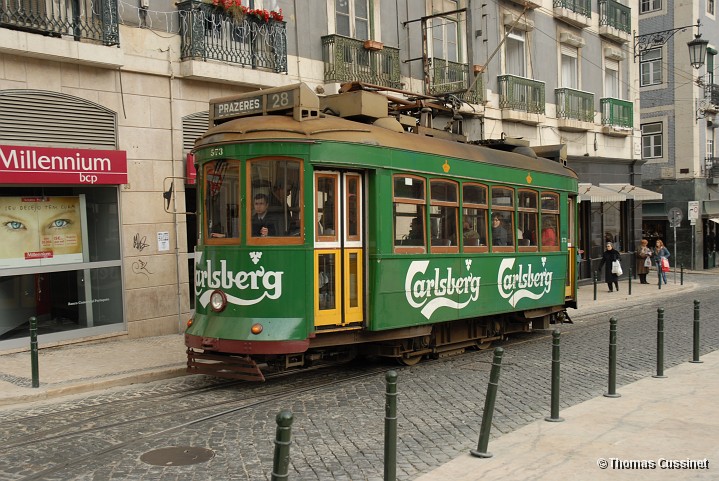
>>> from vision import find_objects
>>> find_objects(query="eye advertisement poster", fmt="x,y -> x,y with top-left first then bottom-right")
0,196 -> 85,268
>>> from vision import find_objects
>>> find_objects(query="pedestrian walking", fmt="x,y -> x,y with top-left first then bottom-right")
598,241 -> 621,292
636,239 -> 652,284
653,239 -> 670,285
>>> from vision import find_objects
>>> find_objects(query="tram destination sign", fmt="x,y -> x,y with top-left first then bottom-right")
212,88 -> 296,122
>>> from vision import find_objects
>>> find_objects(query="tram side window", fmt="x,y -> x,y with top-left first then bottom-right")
518,190 -> 538,251
491,186 -> 515,251
248,158 -> 302,242
462,183 -> 488,253
205,160 -> 240,241
430,180 -> 458,252
541,192 -> 560,251
393,175 -> 426,252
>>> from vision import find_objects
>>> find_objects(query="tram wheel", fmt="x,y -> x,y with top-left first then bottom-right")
397,355 -> 423,366
477,341 -> 493,350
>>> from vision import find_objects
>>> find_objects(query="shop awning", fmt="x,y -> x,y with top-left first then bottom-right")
578,183 -> 627,202
710,218 -> 719,224
599,183 -> 663,201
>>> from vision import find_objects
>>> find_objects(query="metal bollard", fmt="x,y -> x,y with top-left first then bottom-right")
545,330 -> 564,422
680,264 -> 684,285
593,270 -> 598,301
690,300 -> 703,364
30,316 -> 39,388
384,371 -> 398,481
628,265 -> 632,296
604,317 -> 620,398
270,410 -> 293,481
653,308 -> 666,378
470,347 -> 504,458
657,263 -> 662,290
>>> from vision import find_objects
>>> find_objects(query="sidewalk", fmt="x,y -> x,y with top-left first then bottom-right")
0,273 -> 699,409
415,349 -> 718,481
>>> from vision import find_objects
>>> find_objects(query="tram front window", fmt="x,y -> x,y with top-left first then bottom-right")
248,158 -> 302,240
205,160 -> 240,239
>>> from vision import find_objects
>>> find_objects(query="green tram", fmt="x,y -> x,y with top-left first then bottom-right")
184,83 -> 579,381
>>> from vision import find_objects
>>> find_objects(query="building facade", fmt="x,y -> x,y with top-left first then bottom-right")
639,0 -> 719,270
0,0 -> 639,350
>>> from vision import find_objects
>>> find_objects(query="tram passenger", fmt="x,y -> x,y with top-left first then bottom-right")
251,193 -> 279,237
463,219 -> 480,245
541,218 -> 557,246
491,214 -> 509,246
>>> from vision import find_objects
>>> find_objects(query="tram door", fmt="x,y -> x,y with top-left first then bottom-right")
313,171 -> 364,328
566,194 -> 578,298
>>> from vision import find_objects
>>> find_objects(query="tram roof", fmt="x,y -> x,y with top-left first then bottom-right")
196,114 -> 577,180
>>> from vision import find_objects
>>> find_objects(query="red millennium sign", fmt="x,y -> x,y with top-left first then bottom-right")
0,144 -> 128,185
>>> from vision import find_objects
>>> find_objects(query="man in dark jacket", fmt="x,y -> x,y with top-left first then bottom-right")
597,242 -> 621,292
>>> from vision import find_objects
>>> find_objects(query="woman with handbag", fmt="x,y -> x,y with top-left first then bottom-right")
653,239 -> 670,285
636,239 -> 653,284
598,241 -> 621,292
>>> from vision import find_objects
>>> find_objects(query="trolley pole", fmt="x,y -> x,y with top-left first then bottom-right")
270,410 -> 293,481
690,300 -> 703,364
384,371 -> 398,481
545,330 -> 564,422
30,316 -> 39,388
604,317 -> 620,398
652,308 -> 666,378
471,347 -> 504,458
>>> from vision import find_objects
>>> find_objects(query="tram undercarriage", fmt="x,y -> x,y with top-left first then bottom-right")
186,307 -> 568,381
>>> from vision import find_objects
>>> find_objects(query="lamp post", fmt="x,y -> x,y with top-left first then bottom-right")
634,19 -> 707,69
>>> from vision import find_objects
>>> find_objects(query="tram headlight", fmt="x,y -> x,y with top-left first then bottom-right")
209,290 -> 227,312
251,323 -> 263,335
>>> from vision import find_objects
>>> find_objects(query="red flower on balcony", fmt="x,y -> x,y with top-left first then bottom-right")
207,0 -> 282,22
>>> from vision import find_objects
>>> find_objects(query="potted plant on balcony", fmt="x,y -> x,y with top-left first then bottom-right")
203,0 -> 283,23
363,39 -> 383,51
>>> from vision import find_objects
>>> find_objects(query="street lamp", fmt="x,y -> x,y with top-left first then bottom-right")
634,19 -> 707,69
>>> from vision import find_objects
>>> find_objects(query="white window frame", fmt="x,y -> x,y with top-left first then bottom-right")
641,122 -> 663,159
331,0 -> 372,40
560,44 -> 579,90
504,29 -> 526,77
429,2 -> 461,63
604,58 -> 620,99
640,48 -> 662,87
708,0 -> 715,16
640,0 -> 661,13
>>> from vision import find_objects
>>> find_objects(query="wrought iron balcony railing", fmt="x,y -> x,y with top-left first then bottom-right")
428,57 -> 483,104
178,1 -> 287,73
599,0 -> 630,34
556,88 -> 594,122
321,34 -> 401,89
707,84 -> 719,106
0,0 -> 119,45
600,97 -> 633,128
553,0 -> 592,17
497,75 -> 546,114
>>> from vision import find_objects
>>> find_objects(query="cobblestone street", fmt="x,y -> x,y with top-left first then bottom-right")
1,274 -> 717,480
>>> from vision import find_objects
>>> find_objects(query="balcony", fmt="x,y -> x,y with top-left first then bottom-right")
599,0 -> 631,44
553,0 -> 591,28
322,34 -> 401,89
178,1 -> 287,74
600,98 -> 633,136
707,159 -> 719,184
497,75 -> 546,125
707,84 -> 719,107
428,58 -> 483,105
0,0 -> 119,46
556,88 -> 594,131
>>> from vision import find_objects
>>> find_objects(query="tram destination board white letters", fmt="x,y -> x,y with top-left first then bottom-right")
212,87 -> 296,121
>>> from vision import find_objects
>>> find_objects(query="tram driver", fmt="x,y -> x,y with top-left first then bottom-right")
251,193 -> 280,237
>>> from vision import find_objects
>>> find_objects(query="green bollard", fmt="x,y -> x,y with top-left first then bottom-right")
628,265 -> 632,296
270,410 -> 293,481
545,330 -> 564,422
384,370 -> 398,481
30,316 -> 39,388
680,264 -> 684,285
653,308 -> 666,378
471,347 -> 504,458
593,270 -> 598,301
657,263 -> 662,290
604,317 -> 620,398
690,300 -> 703,364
